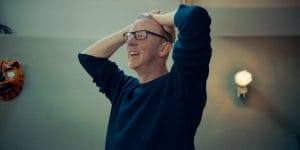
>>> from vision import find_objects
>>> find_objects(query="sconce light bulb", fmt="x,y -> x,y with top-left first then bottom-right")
235,70 -> 252,87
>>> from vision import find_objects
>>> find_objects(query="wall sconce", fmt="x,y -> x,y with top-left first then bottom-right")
234,70 -> 252,99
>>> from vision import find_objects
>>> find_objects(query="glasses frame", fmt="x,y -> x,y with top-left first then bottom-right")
123,30 -> 169,42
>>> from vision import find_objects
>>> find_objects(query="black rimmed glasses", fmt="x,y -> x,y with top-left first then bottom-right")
123,30 -> 169,42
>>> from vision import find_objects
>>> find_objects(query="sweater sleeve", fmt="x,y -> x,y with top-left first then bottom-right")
78,53 -> 136,105
172,4 -> 212,80
171,5 -> 212,127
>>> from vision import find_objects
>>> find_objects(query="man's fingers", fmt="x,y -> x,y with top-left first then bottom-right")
181,0 -> 193,5
149,10 -> 166,14
138,13 -> 153,19
149,10 -> 161,14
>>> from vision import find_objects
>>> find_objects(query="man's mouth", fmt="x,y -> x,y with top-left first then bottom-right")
129,51 -> 140,56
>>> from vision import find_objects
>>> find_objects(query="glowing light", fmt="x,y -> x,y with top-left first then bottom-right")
235,70 -> 252,87
234,70 -> 253,98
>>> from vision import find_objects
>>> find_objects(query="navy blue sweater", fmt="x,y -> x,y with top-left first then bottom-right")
78,4 -> 211,150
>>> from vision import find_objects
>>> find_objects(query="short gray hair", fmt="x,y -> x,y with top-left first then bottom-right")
136,14 -> 175,43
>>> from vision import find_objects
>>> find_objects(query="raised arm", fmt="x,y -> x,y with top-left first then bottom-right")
80,24 -> 132,58
150,4 -> 212,75
173,4 -> 211,71
78,24 -> 136,104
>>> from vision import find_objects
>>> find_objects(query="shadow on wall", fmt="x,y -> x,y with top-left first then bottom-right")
247,88 -> 297,134
226,68 -> 297,135
0,100 -> 18,133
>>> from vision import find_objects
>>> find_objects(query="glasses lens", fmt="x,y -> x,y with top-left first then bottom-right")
124,32 -> 132,41
135,31 -> 147,40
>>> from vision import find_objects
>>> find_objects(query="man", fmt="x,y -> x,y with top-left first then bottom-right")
78,3 -> 211,150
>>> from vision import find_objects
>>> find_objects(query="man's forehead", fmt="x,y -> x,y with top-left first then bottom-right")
130,19 -> 161,32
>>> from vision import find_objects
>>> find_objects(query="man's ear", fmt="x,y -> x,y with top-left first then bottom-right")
159,42 -> 171,58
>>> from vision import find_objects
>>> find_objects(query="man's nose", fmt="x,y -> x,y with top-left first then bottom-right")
127,36 -> 137,46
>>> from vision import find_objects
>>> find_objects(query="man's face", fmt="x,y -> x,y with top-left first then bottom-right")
126,19 -> 166,71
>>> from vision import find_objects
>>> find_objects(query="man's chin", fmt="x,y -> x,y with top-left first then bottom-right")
128,62 -> 138,70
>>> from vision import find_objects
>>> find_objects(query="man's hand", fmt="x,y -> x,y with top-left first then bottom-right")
142,10 -> 176,43
181,0 -> 193,5
148,10 -> 175,27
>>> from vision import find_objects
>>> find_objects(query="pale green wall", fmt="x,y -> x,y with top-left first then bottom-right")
1,0 -> 300,37
0,36 -> 112,149
1,1 -> 300,149
0,35 -> 299,150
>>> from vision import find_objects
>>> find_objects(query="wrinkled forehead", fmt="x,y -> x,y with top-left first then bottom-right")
130,18 -> 162,33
